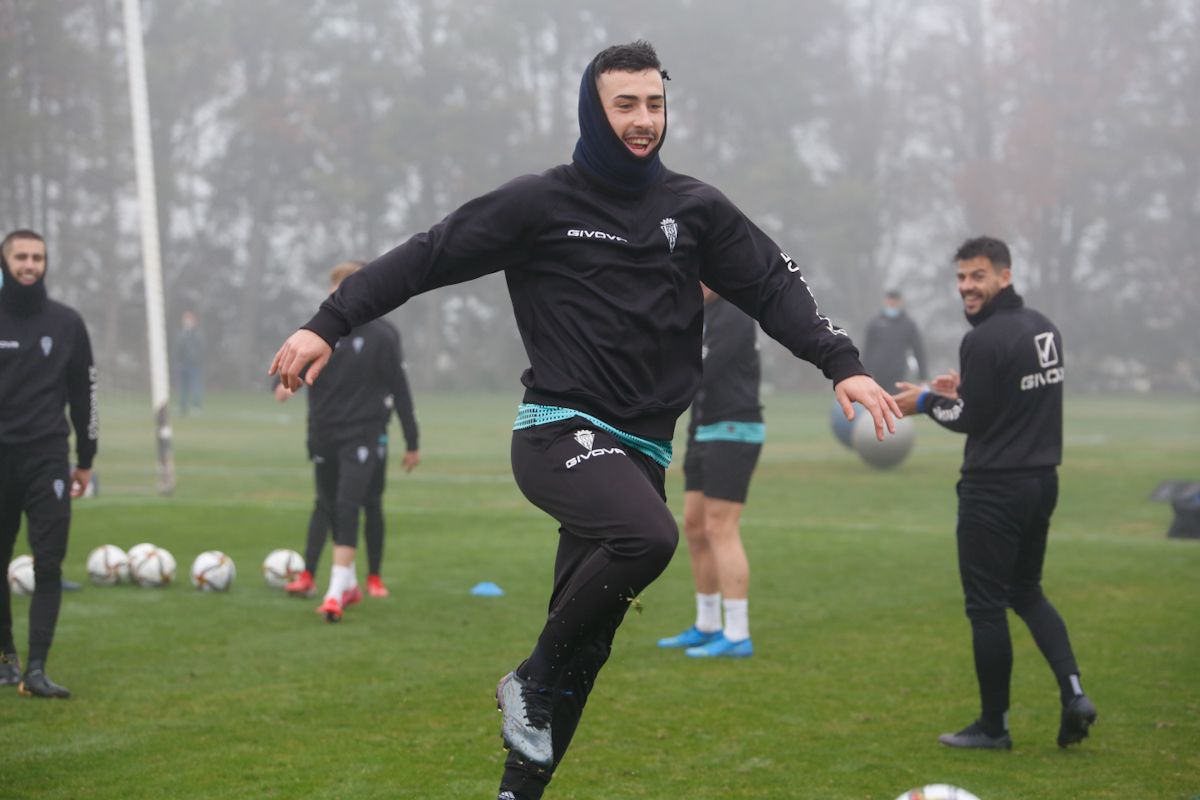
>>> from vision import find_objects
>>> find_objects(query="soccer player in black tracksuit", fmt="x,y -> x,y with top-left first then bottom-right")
272,42 -> 900,799
894,236 -> 1097,750
276,261 -> 419,621
0,229 -> 98,699
658,285 -> 763,659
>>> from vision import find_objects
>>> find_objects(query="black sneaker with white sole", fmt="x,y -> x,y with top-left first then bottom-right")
938,719 -> 1013,750
18,668 -> 71,699
495,671 -> 553,768
1057,694 -> 1097,747
0,652 -> 19,686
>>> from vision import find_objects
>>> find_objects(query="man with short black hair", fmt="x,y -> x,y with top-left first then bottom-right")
894,235 -> 1097,750
0,229 -> 98,699
272,41 -> 900,799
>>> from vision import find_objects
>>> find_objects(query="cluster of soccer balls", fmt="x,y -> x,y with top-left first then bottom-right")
7,547 -> 306,595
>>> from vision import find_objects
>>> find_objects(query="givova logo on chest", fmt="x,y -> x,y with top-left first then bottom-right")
566,228 -> 628,243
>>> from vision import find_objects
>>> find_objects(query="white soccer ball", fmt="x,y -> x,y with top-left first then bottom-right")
852,413 -> 916,469
86,544 -> 129,585
894,785 -> 982,800
127,543 -> 176,587
190,550 -> 236,592
7,555 -> 35,596
261,548 -> 304,589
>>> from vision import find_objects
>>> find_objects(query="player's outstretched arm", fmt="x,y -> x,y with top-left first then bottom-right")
835,374 -> 902,442
269,329 -> 332,391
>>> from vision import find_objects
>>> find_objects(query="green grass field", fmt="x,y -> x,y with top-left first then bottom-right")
3,390 -> 1198,799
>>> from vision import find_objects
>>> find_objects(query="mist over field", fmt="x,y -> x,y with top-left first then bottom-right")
3,0 -> 1198,396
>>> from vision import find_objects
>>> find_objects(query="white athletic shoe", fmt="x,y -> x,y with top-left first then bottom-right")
495,671 -> 553,768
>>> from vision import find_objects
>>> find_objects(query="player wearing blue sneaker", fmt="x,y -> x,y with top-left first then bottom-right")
271,41 -> 900,800
659,284 -> 762,660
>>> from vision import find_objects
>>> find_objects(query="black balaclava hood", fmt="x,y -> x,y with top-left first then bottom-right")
0,244 -> 49,316
571,57 -> 667,193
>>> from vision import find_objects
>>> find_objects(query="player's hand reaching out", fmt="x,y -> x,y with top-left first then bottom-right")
834,374 -> 902,442
269,329 -> 332,391
932,368 -> 960,399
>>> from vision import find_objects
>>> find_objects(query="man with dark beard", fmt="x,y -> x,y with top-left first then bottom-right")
271,41 -> 900,799
0,229 -> 98,699
894,235 -> 1097,751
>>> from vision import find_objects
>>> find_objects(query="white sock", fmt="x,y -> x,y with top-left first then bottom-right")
695,592 -> 722,633
723,598 -> 749,642
324,564 -> 356,602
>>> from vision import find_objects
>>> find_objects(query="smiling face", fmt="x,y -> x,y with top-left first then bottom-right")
3,236 -> 46,286
956,255 -> 1011,315
597,68 -> 665,158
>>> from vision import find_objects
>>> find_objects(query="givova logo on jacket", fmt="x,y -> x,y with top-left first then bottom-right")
1021,331 -> 1064,391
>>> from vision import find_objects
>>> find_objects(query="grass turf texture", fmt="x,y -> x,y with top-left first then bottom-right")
2,390 -> 1198,799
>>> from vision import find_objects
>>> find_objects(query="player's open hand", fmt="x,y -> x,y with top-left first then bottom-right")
931,368 -> 960,399
402,450 -> 420,472
834,374 -> 902,442
269,329 -> 332,391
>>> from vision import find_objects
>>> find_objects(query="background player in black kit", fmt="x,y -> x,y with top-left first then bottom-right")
271,41 -> 900,800
0,229 -> 98,699
275,261 -> 419,621
863,289 -> 927,392
894,235 -> 1097,750
658,283 -> 763,659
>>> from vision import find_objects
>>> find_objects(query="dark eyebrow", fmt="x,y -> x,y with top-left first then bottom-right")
613,94 -> 665,102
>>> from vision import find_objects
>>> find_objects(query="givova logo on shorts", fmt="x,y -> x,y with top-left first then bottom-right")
566,429 -> 626,469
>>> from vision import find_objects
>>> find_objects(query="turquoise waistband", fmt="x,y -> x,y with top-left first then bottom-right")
513,404 -> 673,467
694,421 -> 766,444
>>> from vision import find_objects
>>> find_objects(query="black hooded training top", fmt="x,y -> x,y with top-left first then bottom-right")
302,164 -> 863,442
0,261 -> 98,468
306,318 -> 417,452
924,286 -> 1063,475
690,296 -> 762,430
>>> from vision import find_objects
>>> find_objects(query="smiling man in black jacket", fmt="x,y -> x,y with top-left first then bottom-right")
272,41 -> 900,800
894,235 -> 1097,751
0,229 -> 98,700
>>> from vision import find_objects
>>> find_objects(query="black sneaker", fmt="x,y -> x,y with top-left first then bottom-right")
1057,694 -> 1097,747
495,671 -> 553,768
17,668 -> 71,699
0,652 -> 19,686
938,720 -> 1012,750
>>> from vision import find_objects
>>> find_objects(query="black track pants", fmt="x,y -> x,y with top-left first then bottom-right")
500,420 -> 678,798
0,442 -> 71,665
956,470 -> 1080,721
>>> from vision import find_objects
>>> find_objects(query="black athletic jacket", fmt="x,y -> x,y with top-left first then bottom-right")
689,297 -> 762,430
307,318 -> 417,452
0,297 -> 98,468
925,287 -> 1062,475
862,309 -> 927,391
304,163 -> 863,441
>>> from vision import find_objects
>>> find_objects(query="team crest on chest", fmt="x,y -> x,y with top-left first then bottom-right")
41,336 -> 53,356
574,429 -> 595,450
660,218 -> 678,253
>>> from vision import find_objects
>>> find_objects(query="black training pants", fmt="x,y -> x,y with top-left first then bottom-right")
309,436 -> 384,551
0,442 -> 71,665
501,419 -> 678,799
956,470 -> 1080,719
304,441 -> 387,575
